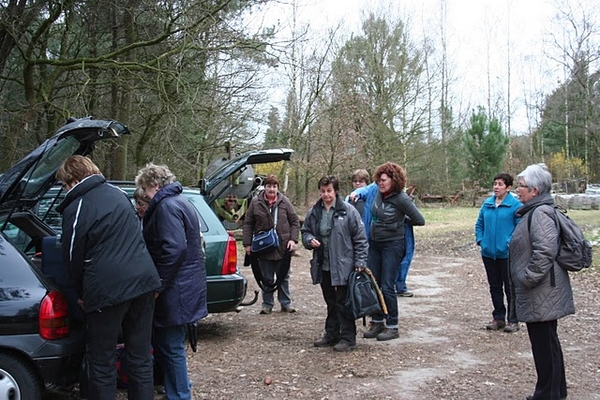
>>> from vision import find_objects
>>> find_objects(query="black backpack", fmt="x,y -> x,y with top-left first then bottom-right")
527,205 -> 593,272
344,269 -> 383,320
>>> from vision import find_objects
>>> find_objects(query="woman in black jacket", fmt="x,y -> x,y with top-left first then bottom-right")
57,155 -> 161,400
362,162 -> 425,341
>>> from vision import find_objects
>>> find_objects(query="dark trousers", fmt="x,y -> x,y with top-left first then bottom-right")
368,239 -> 404,327
86,291 -> 156,400
526,320 -> 568,400
482,256 -> 516,323
320,270 -> 356,345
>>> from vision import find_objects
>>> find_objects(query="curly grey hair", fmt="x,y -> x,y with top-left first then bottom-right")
135,163 -> 176,190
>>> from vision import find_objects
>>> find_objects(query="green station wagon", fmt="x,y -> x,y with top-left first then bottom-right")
36,182 -> 250,314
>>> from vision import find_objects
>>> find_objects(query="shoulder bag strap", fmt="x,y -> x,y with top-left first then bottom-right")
527,207 -> 556,287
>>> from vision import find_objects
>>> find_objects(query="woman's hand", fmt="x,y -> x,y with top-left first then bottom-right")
310,238 -> 321,248
287,240 -> 296,251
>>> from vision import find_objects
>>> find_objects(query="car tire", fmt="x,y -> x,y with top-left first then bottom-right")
0,353 -> 42,400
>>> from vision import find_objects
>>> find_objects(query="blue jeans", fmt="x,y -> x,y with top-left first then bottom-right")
482,256 -> 516,323
259,258 -> 292,309
395,224 -> 414,293
153,324 -> 191,400
367,239 -> 405,328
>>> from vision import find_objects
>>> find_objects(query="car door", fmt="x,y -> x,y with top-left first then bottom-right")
0,117 -> 129,213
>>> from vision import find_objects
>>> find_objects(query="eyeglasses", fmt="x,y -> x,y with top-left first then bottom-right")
517,184 -> 529,189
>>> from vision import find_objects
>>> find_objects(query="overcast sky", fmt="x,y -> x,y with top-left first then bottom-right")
252,0 -> 600,135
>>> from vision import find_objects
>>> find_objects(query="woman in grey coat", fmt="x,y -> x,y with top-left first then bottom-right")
301,175 -> 368,352
509,163 -> 574,400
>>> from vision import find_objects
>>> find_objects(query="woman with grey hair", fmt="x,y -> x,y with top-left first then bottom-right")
135,163 -> 207,400
509,163 -> 573,400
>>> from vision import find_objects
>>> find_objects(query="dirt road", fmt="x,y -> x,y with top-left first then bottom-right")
184,242 -> 600,400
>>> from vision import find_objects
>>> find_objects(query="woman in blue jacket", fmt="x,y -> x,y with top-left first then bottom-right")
136,164 -> 207,400
475,172 -> 522,333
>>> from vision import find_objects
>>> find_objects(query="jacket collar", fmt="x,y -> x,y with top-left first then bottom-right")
516,192 -> 554,218
144,182 -> 183,221
56,174 -> 105,213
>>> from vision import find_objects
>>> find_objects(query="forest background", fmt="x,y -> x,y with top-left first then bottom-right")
1,0 -> 599,205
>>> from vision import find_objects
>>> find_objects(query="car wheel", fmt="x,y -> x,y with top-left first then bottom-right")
0,353 -> 42,400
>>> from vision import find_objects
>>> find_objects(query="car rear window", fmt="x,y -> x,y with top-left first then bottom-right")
36,187 -> 211,235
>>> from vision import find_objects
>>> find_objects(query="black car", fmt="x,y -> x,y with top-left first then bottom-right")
0,117 -> 129,398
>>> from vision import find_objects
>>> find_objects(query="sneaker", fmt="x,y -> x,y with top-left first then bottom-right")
333,341 -> 357,352
376,328 -> 399,341
281,306 -> 296,313
504,322 -> 520,333
485,319 -> 506,330
363,322 -> 385,339
313,337 -> 339,347
397,291 -> 414,297
259,307 -> 272,315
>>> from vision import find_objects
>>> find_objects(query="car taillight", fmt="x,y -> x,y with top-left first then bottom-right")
221,232 -> 238,275
39,291 -> 70,340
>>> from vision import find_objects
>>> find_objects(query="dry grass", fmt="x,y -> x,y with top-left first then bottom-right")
416,205 -> 600,267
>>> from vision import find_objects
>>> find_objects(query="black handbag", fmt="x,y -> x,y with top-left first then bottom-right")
251,207 -> 280,254
345,269 -> 382,319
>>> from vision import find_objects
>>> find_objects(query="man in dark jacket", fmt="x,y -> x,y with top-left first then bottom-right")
136,163 -> 207,400
56,155 -> 162,400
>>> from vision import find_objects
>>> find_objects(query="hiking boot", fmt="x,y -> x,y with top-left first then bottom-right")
281,305 -> 296,313
485,319 -> 506,331
397,291 -> 414,297
333,341 -> 357,352
363,322 -> 385,339
504,322 -> 520,333
376,328 -> 399,341
259,307 -> 272,315
313,337 -> 338,347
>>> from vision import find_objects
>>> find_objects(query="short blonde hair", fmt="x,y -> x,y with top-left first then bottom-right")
351,169 -> 370,184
